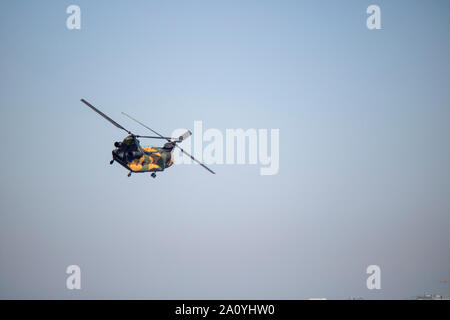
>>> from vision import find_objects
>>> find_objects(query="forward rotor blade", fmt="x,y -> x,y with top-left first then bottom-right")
122,112 -> 215,174
81,99 -> 130,134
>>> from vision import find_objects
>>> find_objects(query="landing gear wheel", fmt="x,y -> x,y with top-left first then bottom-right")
128,172 -> 132,177
110,159 -> 114,165
151,173 -> 156,178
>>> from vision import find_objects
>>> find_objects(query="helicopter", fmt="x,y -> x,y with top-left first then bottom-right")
80,99 -> 215,178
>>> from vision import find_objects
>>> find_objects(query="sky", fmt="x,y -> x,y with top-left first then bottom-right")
0,0 -> 449,299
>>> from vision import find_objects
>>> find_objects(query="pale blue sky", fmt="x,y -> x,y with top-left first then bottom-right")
1,0 -> 449,299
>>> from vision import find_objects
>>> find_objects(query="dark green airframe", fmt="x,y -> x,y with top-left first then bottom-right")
80,99 -> 215,178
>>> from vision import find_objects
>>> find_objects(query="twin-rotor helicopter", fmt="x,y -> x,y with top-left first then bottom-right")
80,99 -> 215,178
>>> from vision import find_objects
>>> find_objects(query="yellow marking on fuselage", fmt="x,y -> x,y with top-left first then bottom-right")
127,155 -> 145,171
147,163 -> 160,170
142,147 -> 157,153
127,147 -> 174,172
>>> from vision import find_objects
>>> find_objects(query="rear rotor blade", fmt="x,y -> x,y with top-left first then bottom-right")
175,145 -> 216,174
179,130 -> 192,142
81,99 -> 131,134
122,112 -> 165,139
136,135 -> 181,141
122,112 -> 215,174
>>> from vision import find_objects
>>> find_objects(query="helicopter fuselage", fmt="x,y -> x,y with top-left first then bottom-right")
112,135 -> 174,173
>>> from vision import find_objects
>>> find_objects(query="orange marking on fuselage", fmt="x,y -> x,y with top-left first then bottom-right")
127,155 -> 145,171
